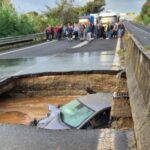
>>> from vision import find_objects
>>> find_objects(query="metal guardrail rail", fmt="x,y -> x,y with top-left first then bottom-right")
0,32 -> 45,46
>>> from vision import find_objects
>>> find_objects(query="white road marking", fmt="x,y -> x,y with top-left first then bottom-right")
72,41 -> 88,49
72,38 -> 95,49
0,40 -> 57,56
112,38 -> 121,70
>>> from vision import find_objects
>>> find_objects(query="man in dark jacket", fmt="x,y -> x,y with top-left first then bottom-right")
45,25 -> 52,41
57,24 -> 63,40
118,21 -> 125,38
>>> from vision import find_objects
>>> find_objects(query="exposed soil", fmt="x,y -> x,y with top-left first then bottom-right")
111,118 -> 134,129
0,96 -> 77,125
0,73 -> 132,128
4,74 -> 119,98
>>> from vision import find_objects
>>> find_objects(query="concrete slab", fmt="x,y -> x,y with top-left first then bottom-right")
0,50 -> 121,81
0,39 -> 121,81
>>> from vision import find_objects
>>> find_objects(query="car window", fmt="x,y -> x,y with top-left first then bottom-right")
60,100 -> 94,128
81,107 -> 111,129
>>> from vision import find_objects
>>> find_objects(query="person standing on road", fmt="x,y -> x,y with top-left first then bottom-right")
67,24 -> 74,41
118,21 -> 125,38
83,24 -> 87,40
73,23 -> 79,40
79,24 -> 84,40
86,22 -> 92,41
45,25 -> 52,41
113,23 -> 118,38
96,23 -> 101,39
101,25 -> 105,39
57,24 -> 63,40
54,25 -> 58,39
62,25 -> 67,39
106,23 -> 114,39
106,24 -> 110,39
91,23 -> 95,37
51,26 -> 54,40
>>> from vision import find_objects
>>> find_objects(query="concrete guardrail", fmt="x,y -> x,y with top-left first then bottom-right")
123,32 -> 150,150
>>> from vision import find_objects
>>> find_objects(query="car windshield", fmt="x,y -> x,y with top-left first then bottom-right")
60,100 -> 94,128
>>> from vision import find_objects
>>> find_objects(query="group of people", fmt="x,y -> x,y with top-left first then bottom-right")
45,21 -> 125,41
105,21 -> 125,39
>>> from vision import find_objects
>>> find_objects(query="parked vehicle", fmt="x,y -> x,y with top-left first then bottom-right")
99,10 -> 119,25
36,93 -> 112,130
79,15 -> 94,25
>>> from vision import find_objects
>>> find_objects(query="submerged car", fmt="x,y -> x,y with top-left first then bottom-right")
37,92 -> 112,130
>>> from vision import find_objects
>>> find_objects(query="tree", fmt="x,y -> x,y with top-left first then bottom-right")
44,0 -> 78,25
25,11 -> 47,32
0,0 -> 13,8
56,0 -> 78,24
81,0 -> 105,15
43,0 -> 105,25
140,0 -> 150,25
0,0 -> 35,37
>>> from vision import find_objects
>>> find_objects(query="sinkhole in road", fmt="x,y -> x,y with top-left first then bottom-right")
0,72 -> 133,129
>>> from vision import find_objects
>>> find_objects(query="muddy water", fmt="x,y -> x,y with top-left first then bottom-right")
0,96 -> 78,125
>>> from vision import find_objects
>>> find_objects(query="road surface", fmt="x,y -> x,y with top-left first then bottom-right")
124,21 -> 150,47
0,39 -> 120,81
0,40 -> 80,59
0,125 -> 135,150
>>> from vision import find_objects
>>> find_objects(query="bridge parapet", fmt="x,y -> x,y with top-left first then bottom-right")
123,33 -> 150,150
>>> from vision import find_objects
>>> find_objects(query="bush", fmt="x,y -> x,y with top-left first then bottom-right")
140,0 -> 150,25
0,4 -> 35,37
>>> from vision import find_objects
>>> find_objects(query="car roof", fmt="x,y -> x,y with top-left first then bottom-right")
78,92 -> 112,112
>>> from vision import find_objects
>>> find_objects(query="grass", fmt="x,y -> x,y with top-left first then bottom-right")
118,49 -> 126,58
117,49 -> 127,68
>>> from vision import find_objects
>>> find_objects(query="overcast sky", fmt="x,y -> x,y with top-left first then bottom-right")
12,0 -> 146,14
105,0 -> 145,14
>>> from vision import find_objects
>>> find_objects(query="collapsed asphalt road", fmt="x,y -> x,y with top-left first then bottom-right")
0,39 -> 119,81
0,30 -> 137,150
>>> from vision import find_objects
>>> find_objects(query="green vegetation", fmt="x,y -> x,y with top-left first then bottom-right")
118,49 -> 127,67
137,0 -> 150,25
0,0 -> 35,37
81,0 -> 105,14
43,0 -> 105,25
118,49 -> 126,58
44,0 -> 79,25
0,0 -> 105,38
